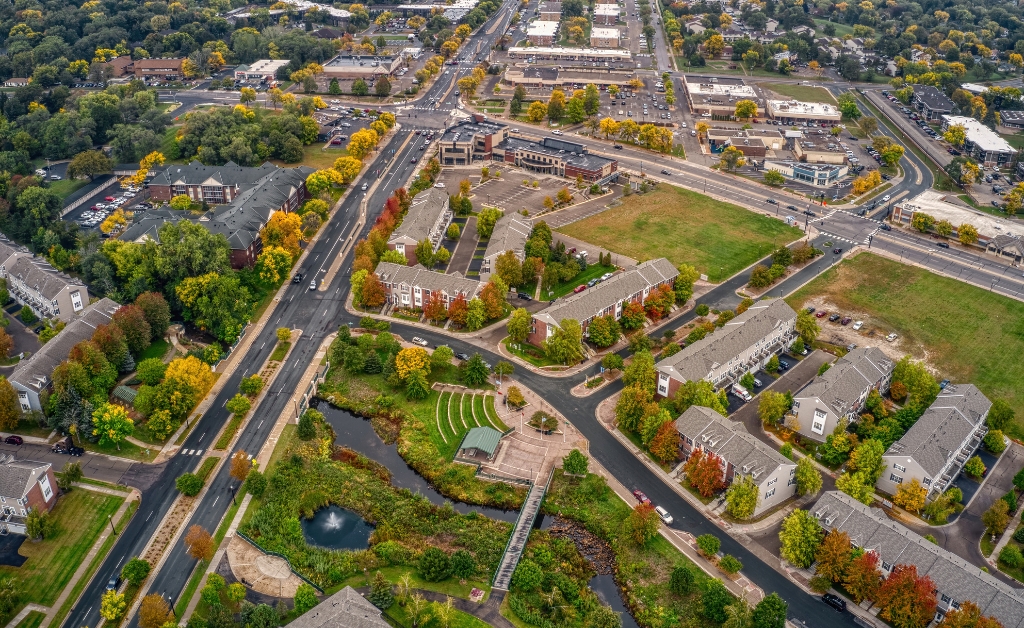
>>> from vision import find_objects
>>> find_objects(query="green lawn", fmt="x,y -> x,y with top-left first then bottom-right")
15,611 -> 45,628
47,179 -> 88,201
760,82 -> 837,105
332,566 -> 491,600
138,339 -> 171,362
786,253 -> 1024,439
813,18 -> 855,37
502,338 -> 559,367
0,490 -> 124,620
386,603 -> 491,628
557,185 -> 804,282
543,263 -> 616,300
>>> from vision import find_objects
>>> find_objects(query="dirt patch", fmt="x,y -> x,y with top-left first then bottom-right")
546,517 -> 615,575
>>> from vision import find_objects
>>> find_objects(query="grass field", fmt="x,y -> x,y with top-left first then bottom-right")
813,18 -> 855,37
138,339 -> 171,362
0,490 -> 124,613
557,185 -> 804,282
543,263 -> 615,299
47,179 -> 88,201
14,611 -> 45,628
760,82 -> 837,104
437,391 -> 508,455
786,253 -> 1024,439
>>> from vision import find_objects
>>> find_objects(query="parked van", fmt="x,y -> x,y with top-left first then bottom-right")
731,384 -> 752,402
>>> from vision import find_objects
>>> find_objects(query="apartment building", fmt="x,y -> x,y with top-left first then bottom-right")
877,384 -> 990,500
386,188 -> 452,266
538,1 -> 562,20
147,161 -> 280,203
675,406 -> 797,517
594,4 -> 619,24
527,21 -> 561,46
0,457 -> 58,535
656,299 -> 797,399
10,298 -> 121,412
792,347 -> 894,442
3,256 -> 88,322
940,116 -> 1016,167
912,85 -> 956,121
528,258 -> 677,347
375,262 -> 482,309
590,28 -> 620,48
809,491 -> 1024,627
481,215 -> 533,282
132,58 -> 186,81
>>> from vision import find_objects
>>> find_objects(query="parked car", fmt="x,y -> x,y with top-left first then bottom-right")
455,353 -> 470,361
841,317 -> 852,325
655,506 -> 674,524
4,435 -> 23,445
600,273 -> 613,281
517,292 -> 532,301
815,310 -> 828,318
411,337 -> 428,346
69,446 -> 84,456
52,436 -> 71,453
587,278 -> 599,288
573,284 -> 587,294
778,359 -> 790,370
632,489 -> 651,505
822,593 -> 847,613
828,313 -> 841,322
752,378 -> 763,388
886,333 -> 898,342
852,320 -> 863,330
940,379 -> 950,389
806,307 -> 816,314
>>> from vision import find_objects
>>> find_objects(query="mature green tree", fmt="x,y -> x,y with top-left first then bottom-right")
795,457 -> 823,496
779,509 -> 823,567
463,354 -> 490,386
544,319 -> 584,365
758,391 -> 790,425
622,350 -> 656,392
752,593 -> 788,628
506,307 -> 531,343
726,475 -> 760,520
418,547 -> 451,581
67,150 -> 113,179
795,309 -> 821,344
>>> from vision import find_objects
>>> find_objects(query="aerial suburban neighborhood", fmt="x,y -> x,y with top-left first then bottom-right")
0,0 -> 1024,628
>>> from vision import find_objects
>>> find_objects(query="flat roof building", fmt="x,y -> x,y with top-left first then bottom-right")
793,138 -> 848,164
892,189 -> 1011,247
940,115 -> 1016,167
766,99 -> 841,123
438,115 -> 509,165
527,20 -> 561,45
683,75 -> 763,117
503,66 -> 636,88
763,160 -> 848,187
538,1 -> 562,20
590,27 -> 620,48
235,59 -> 291,81
594,4 -> 620,24
507,46 -> 632,62
322,54 -> 402,78
706,128 -> 783,156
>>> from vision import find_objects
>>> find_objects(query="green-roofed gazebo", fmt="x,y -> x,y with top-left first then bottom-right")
458,426 -> 503,461
113,385 -> 138,406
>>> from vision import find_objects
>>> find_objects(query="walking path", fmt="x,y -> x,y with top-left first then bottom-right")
492,464 -> 553,591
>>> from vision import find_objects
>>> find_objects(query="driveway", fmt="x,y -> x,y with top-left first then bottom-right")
895,442 -> 1024,588
446,216 -> 478,276
2,314 -> 41,358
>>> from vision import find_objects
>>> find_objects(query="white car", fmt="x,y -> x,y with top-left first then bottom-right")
412,337 -> 428,346
852,320 -> 863,330
655,506 -> 673,524
882,194 -> 891,201
434,182 -> 445,188
551,130 -> 563,135
886,333 -> 898,342
680,122 -> 687,128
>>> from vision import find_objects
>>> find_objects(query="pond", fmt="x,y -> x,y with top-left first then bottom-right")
589,574 -> 640,628
316,401 -> 520,523
301,504 -> 374,550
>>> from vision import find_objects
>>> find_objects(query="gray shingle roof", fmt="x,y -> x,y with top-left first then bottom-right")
0,459 -> 50,501
913,85 -> 956,112
794,347 -> 893,415
7,256 -> 86,300
9,298 -> 120,393
388,188 -> 449,244
121,210 -> 193,243
483,214 -> 533,262
375,262 -> 482,299
533,258 -> 677,328
657,298 -> 796,383
149,161 -> 278,188
287,586 -> 389,628
810,491 -> 1024,628
209,165 -> 316,226
0,235 -> 28,269
674,405 -> 793,481
884,384 -> 990,476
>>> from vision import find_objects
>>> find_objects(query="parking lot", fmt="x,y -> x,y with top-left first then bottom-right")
435,168 -> 571,214
64,186 -> 145,233
313,104 -> 378,147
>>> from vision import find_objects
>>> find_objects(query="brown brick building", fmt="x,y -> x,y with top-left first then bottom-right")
0,458 -> 58,534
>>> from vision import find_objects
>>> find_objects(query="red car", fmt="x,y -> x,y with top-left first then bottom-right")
4,435 -> 22,445
573,284 -> 587,294
632,489 -> 651,505
815,310 -> 828,318
104,196 -> 115,202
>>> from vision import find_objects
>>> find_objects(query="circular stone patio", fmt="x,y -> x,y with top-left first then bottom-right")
226,535 -> 306,598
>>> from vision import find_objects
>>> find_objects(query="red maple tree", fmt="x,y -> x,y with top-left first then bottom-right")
479,281 -> 505,320
875,564 -> 937,628
361,273 -> 386,309
844,551 -> 883,603
447,294 -> 469,327
423,292 -> 448,323
938,600 -> 1004,628
649,421 -> 681,463
683,449 -> 726,497
620,301 -> 647,330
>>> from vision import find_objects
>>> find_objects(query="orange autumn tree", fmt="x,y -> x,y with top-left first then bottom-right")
937,600 -> 1004,628
875,564 -> 936,628
361,273 -> 386,308
683,449 -> 725,497
447,294 -> 468,327
649,421 -> 680,463
479,281 -> 506,320
844,551 -> 883,603
814,530 -> 853,583
423,291 -> 447,323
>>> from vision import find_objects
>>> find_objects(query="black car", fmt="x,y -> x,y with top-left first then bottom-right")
4,435 -> 22,445
661,169 -> 671,175
806,306 -> 816,314
517,292 -> 532,301
829,313 -> 841,322
833,248 -> 843,254
292,273 -> 304,284
455,353 -> 470,361
778,359 -> 790,370
766,198 -> 778,205
804,210 -> 816,217
107,575 -> 122,592
937,242 -> 950,248
880,223 -> 892,231
69,446 -> 84,457
786,205 -> 798,211
613,144 -> 623,150
822,593 -> 847,613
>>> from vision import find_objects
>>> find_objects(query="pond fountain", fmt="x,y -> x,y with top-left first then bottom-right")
301,504 -> 374,550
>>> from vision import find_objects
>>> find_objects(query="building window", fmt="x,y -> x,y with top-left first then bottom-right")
768,478 -> 777,486
893,463 -> 906,472
890,473 -> 903,484
70,291 -> 83,312
923,477 -> 931,486
765,488 -> 776,499
882,562 -> 891,571
941,594 -> 950,604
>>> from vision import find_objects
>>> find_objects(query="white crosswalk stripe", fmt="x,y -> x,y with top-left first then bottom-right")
195,449 -> 203,456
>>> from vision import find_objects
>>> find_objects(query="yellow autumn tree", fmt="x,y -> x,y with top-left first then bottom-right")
333,156 -> 363,182
260,212 -> 303,257
163,355 -> 216,400
395,347 -> 430,380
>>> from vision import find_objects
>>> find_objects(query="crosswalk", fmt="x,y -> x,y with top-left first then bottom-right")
181,449 -> 204,456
